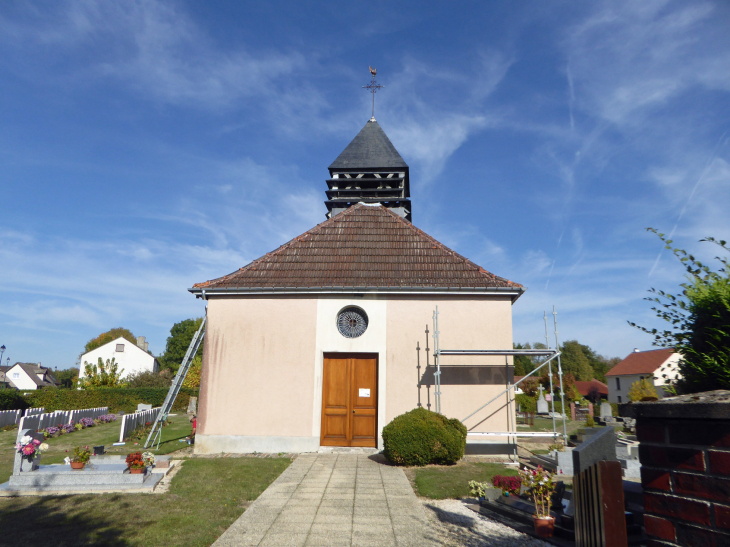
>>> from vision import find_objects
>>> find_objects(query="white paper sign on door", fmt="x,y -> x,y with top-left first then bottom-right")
358,388 -> 371,398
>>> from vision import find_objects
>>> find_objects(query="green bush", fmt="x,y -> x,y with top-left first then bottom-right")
516,394 -> 536,413
382,408 -> 467,466
0,391 -> 30,411
23,387 -> 199,413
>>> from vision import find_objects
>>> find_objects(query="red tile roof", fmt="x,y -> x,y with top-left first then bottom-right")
574,380 -> 609,397
192,204 -> 523,293
605,349 -> 675,377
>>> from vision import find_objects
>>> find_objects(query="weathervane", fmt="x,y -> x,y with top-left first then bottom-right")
363,66 -> 383,121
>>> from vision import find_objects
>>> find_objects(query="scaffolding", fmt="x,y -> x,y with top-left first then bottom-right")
417,305 -> 568,448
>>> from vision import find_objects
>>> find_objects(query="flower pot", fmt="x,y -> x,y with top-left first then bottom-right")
70,462 -> 85,470
130,467 -> 145,474
533,515 -> 555,538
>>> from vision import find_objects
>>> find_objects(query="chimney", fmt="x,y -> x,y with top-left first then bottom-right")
137,336 -> 146,349
633,348 -> 640,353
144,342 -> 149,352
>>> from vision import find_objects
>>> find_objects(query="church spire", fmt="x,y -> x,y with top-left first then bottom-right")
325,119 -> 411,222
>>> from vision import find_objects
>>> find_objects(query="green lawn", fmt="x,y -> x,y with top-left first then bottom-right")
0,456 -> 292,547
406,461 -> 519,499
0,414 -> 194,484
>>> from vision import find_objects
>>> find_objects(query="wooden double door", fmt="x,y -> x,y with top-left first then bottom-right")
320,353 -> 378,448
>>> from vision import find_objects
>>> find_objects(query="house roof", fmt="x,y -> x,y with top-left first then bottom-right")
329,120 -> 408,170
191,204 -> 523,295
574,379 -> 609,397
605,349 -> 675,377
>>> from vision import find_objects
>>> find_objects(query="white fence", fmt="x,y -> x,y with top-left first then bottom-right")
17,406 -> 110,439
0,410 -> 22,429
119,407 -> 161,443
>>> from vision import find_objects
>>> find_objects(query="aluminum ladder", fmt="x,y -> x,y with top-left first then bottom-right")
144,315 -> 206,449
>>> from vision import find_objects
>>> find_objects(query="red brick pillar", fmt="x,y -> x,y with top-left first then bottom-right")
588,403 -> 594,418
622,391 -> 730,547
570,402 -> 576,421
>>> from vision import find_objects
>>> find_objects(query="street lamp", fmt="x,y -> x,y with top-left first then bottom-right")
0,345 -> 5,365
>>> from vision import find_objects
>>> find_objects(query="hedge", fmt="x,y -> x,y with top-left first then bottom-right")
22,387 -> 199,413
382,408 -> 467,466
0,390 -> 30,411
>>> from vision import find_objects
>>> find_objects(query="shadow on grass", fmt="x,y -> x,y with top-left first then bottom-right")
0,495 -> 131,547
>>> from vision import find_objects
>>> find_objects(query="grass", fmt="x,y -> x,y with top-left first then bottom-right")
405,461 -> 519,500
0,413 -> 196,484
0,456 -> 292,547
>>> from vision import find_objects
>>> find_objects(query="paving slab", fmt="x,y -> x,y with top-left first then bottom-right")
212,453 -> 437,547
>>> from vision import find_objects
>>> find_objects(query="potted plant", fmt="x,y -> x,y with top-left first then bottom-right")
126,451 -> 146,474
519,465 -> 557,538
15,435 -> 49,472
69,446 -> 91,470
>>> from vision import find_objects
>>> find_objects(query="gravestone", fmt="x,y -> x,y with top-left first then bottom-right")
600,402 -> 612,420
137,404 -> 152,412
187,396 -> 197,416
537,386 -> 549,414
13,429 -> 45,475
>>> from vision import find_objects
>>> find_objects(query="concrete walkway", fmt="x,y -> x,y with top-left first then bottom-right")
213,454 -> 436,547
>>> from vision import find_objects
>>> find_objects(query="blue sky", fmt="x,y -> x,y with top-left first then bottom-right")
2,0 -> 729,370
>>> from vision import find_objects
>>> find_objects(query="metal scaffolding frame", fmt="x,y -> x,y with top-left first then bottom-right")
420,305 -> 569,446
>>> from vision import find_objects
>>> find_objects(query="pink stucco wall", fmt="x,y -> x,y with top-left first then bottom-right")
199,296 -> 318,437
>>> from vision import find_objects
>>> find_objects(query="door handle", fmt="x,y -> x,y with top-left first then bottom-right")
352,410 -> 355,414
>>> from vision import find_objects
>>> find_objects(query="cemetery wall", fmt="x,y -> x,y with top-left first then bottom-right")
621,391 -> 730,547
119,407 -> 161,442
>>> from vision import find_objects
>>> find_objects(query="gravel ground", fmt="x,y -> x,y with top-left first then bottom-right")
422,498 -> 551,547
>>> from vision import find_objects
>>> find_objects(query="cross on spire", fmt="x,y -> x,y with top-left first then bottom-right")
362,66 -> 384,121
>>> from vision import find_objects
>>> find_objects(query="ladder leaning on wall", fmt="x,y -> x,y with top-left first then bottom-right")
144,315 -> 206,450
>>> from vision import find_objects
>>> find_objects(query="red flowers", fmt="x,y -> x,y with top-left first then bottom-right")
125,451 -> 146,470
492,475 -> 522,495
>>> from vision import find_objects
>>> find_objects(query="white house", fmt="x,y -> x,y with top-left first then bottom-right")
78,336 -> 159,383
606,348 -> 681,403
5,362 -> 58,390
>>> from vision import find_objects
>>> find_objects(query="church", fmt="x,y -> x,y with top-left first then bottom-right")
190,113 -> 525,455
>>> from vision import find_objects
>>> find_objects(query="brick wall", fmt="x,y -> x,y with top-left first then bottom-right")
622,391 -> 730,547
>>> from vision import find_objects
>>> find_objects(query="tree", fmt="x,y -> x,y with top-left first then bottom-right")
630,230 -> 730,394
513,343 -> 535,376
586,385 -> 602,404
628,378 -> 659,402
557,341 -> 594,381
79,357 -> 125,388
159,318 -> 204,372
519,376 -> 539,397
82,327 -> 137,356
126,369 -> 173,389
54,368 -> 79,389
182,355 -> 202,389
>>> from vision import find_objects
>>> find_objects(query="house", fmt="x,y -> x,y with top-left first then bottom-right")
5,363 -> 58,390
0,366 -> 16,389
78,336 -> 159,383
605,348 -> 680,403
574,379 -> 609,400
190,118 -> 525,455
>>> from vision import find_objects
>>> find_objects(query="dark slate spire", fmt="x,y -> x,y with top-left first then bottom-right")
329,120 -> 408,170
325,120 -> 412,222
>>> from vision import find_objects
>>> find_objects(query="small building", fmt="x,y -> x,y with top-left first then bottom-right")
4,363 -> 58,390
190,118 -> 525,455
78,336 -> 159,383
605,348 -> 680,403
574,379 -> 609,401
0,366 -> 16,389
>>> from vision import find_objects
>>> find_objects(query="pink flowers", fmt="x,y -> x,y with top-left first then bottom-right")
22,445 -> 35,456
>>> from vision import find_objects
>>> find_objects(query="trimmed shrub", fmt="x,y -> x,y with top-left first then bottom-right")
382,408 -> 467,466
23,387 -> 199,413
0,391 -> 30,411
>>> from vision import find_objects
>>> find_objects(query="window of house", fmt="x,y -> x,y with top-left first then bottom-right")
116,344 -> 124,352
616,378 -> 620,390
13,373 -> 19,379
618,395 -> 622,403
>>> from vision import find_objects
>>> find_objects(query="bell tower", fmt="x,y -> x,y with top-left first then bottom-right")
325,119 -> 412,222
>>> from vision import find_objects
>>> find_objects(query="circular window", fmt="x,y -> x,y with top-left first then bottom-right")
337,307 -> 369,338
